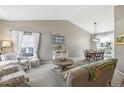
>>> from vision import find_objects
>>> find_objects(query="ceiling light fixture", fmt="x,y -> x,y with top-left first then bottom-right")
91,22 -> 100,42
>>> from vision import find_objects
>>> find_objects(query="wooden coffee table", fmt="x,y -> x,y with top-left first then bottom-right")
54,58 -> 73,72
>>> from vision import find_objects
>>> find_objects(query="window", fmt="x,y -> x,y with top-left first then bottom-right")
21,35 -> 34,57
96,33 -> 114,49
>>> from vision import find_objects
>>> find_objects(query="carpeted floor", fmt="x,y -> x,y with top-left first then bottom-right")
26,57 -> 87,87
26,57 -> 124,87
26,62 -> 66,87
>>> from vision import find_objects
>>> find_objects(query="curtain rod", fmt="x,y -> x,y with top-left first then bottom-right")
9,29 -> 42,34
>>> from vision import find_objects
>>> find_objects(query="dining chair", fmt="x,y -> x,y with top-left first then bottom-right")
83,50 -> 92,61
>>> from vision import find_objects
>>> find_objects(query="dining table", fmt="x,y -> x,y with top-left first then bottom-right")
86,51 -> 104,61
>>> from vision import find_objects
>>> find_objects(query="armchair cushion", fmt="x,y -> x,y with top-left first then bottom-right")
0,61 -> 13,69
2,53 -> 18,61
0,65 -> 20,79
0,71 -> 29,87
0,53 -> 28,61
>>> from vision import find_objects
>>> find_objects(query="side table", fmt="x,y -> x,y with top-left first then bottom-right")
30,58 -> 40,67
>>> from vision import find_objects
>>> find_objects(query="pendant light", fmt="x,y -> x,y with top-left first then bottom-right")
91,22 -> 100,42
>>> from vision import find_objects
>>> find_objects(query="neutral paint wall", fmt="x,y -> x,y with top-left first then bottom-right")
115,6 -> 124,72
0,20 -> 11,40
0,20 -> 12,52
0,20 -> 90,60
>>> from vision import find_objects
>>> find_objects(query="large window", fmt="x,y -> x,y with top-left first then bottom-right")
11,31 -> 40,58
96,34 -> 114,49
96,32 -> 114,58
21,35 -> 34,57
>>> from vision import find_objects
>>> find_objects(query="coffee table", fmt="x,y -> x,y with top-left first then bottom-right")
53,58 -> 73,72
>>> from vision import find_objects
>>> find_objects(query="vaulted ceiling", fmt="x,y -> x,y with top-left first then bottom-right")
0,5 -> 114,34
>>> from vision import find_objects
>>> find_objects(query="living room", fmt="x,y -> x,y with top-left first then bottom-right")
0,4 -> 124,88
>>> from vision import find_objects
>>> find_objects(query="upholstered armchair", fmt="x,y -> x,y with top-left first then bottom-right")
0,65 -> 29,87
65,59 -> 117,87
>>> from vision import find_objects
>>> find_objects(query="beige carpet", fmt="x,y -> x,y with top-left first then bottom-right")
26,57 -> 86,87
26,57 -> 124,87
26,62 -> 66,87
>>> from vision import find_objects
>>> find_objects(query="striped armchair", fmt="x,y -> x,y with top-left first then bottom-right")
65,59 -> 117,87
0,65 -> 29,87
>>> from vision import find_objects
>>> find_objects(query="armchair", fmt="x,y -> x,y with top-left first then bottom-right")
0,65 -> 29,87
65,59 -> 117,87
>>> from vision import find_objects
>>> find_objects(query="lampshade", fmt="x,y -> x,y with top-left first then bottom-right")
91,38 -> 100,42
2,41 -> 11,47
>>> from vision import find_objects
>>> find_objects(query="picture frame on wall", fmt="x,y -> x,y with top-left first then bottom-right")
51,33 -> 65,45
115,34 -> 124,45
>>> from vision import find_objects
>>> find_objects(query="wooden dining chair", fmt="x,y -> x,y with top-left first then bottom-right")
94,50 -> 105,61
99,49 -> 105,60
83,50 -> 92,61
95,52 -> 101,61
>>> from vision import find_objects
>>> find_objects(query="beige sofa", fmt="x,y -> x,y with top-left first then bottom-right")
0,53 -> 31,70
65,59 -> 117,87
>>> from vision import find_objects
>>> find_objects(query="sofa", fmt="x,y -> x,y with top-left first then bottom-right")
0,64 -> 29,87
64,58 -> 117,87
0,53 -> 31,70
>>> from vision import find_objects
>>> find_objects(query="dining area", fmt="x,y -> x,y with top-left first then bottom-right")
83,49 -> 105,61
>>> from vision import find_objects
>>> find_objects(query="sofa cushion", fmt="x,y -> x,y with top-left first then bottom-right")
85,59 -> 117,81
0,61 -> 13,69
0,71 -> 27,87
4,53 -> 18,61
0,65 -> 20,78
64,64 -> 89,80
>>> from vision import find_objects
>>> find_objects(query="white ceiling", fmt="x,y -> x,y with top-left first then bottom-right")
68,5 -> 114,34
0,5 -> 87,20
0,5 -> 114,34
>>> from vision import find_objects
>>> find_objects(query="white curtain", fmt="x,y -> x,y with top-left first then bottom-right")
32,32 -> 40,58
11,31 -> 24,54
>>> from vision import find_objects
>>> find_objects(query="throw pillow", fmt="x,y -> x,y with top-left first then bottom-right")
4,53 -> 17,61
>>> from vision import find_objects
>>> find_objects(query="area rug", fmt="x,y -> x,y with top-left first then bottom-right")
52,59 -> 92,76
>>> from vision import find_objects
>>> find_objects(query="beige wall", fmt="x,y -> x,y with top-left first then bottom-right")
0,20 -> 90,60
0,20 -> 12,53
115,6 -> 124,72
0,20 -> 11,40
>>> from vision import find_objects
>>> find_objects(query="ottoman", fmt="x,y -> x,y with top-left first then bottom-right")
30,58 -> 40,67
19,59 -> 31,70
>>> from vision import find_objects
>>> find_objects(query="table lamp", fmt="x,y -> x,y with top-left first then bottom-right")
1,41 -> 11,54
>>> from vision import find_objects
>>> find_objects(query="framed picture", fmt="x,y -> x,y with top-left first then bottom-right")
115,34 -> 124,45
51,33 -> 65,45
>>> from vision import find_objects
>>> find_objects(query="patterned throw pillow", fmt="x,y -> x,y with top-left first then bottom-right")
3,53 -> 18,61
